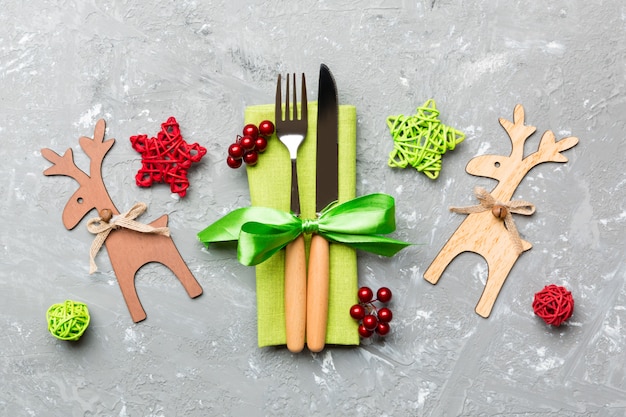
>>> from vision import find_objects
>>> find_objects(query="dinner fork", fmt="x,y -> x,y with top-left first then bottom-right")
275,73 -> 308,353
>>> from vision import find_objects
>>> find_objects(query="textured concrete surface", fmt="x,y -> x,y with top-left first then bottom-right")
1,1 -> 625,416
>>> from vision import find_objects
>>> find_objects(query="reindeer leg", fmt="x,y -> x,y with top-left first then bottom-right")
163,248 -> 203,299
424,233 -> 469,285
141,236 -> 203,299
425,213 -> 493,285
115,268 -> 147,323
101,234 -> 147,322
474,251 -> 519,318
146,215 -> 203,299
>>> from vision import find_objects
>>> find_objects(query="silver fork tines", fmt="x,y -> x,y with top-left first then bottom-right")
275,73 -> 308,215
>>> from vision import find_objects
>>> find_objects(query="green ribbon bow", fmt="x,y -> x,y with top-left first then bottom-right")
198,193 -> 411,266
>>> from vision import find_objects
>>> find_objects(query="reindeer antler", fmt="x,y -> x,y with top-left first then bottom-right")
41,148 -> 89,183
499,104 -> 537,160
78,119 -> 115,178
42,119 -> 119,230
536,130 -> 579,163
42,119 -> 115,182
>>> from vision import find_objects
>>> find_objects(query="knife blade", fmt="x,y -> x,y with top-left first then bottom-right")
306,64 -> 339,352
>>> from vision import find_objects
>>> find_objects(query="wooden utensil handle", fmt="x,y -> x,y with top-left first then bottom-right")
306,234 -> 330,352
284,234 -> 307,353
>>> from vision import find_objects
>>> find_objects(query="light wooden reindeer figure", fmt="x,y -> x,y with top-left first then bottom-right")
424,105 -> 578,317
42,119 -> 203,322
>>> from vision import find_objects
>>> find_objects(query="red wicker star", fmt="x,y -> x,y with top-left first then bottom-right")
130,117 -> 206,197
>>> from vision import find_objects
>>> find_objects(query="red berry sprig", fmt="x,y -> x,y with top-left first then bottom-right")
227,120 -> 275,169
350,287 -> 393,338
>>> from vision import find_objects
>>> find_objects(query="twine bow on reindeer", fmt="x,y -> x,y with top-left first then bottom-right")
86,202 -> 170,273
450,187 -> 536,254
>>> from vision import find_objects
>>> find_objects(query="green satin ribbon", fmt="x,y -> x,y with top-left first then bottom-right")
198,193 -> 411,266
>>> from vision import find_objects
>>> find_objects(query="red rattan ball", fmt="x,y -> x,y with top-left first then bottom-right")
532,284 -> 574,326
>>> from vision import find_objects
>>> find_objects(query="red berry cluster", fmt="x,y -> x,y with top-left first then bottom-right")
350,287 -> 393,338
227,120 -> 275,168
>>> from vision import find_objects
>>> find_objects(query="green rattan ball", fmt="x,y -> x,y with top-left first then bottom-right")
46,300 -> 90,341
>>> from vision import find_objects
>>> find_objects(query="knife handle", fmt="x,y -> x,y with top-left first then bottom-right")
306,234 -> 330,352
284,234 -> 307,353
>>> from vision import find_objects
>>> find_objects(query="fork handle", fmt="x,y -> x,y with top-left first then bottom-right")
285,234 -> 307,353
290,160 -> 300,215
306,234 -> 330,352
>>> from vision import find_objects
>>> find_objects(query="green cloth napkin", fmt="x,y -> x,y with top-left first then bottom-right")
244,102 -> 359,347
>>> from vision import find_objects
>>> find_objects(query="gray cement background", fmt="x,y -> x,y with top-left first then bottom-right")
1,1 -> 625,416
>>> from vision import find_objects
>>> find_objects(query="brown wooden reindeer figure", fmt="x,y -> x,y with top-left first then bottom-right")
424,105 -> 578,317
41,119 -> 203,323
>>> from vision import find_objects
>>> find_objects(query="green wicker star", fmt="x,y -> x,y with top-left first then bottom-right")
387,99 -> 465,179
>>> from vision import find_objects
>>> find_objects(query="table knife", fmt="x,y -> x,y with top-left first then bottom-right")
306,64 -> 339,352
